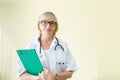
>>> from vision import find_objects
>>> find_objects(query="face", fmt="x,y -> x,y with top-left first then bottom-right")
38,19 -> 57,36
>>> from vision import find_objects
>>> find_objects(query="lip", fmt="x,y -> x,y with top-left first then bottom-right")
46,29 -> 52,31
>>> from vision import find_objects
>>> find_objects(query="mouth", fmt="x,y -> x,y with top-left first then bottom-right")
47,29 -> 52,31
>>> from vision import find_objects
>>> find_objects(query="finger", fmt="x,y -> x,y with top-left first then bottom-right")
42,69 -> 49,75
39,73 -> 45,80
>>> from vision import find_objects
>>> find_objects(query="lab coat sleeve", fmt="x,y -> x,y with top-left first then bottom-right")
26,41 -> 36,49
65,43 -> 78,72
18,60 -> 25,76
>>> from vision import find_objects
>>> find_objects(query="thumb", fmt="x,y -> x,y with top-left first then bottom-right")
39,73 -> 45,80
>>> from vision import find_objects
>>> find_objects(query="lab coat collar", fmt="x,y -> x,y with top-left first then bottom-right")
36,36 -> 58,51
50,36 -> 58,49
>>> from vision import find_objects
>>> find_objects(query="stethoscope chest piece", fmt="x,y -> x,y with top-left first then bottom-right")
39,53 -> 43,57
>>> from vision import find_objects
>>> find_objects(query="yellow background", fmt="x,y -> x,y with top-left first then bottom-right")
0,0 -> 120,80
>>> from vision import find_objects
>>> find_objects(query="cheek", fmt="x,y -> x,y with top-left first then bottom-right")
53,27 -> 56,31
38,24 -> 44,31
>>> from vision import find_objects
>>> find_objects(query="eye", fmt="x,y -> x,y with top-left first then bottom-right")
42,21 -> 48,24
40,20 -> 56,27
49,21 -> 55,24
40,20 -> 49,26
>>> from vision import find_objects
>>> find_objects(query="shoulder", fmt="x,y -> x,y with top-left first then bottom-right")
26,38 -> 39,49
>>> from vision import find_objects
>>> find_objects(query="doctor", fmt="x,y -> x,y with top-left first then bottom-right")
18,11 -> 78,80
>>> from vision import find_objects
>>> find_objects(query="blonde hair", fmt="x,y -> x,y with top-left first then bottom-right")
38,11 -> 58,36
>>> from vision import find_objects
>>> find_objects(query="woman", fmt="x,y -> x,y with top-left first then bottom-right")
18,11 -> 78,80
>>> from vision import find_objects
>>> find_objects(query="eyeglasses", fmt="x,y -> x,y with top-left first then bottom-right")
40,20 -> 57,27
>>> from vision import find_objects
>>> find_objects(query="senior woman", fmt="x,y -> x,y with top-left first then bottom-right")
18,11 -> 78,80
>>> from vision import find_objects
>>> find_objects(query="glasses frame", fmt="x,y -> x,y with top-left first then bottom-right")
39,20 -> 57,27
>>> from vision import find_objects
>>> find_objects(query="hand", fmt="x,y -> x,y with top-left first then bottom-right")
56,71 -> 73,80
39,69 -> 56,80
20,72 -> 41,80
33,76 -> 41,80
56,74 -> 67,80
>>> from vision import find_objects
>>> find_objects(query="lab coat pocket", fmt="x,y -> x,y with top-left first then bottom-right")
56,60 -> 67,72
56,50 -> 67,72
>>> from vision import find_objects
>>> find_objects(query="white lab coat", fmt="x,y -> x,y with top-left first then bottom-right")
18,37 -> 78,76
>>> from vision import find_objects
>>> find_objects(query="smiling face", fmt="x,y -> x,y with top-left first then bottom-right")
38,12 -> 58,37
38,20 -> 56,36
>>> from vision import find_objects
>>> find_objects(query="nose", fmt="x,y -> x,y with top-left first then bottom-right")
46,23 -> 51,28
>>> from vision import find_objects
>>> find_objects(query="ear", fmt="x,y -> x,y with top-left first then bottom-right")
38,22 -> 41,31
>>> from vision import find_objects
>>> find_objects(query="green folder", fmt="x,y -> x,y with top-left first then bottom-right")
16,49 -> 44,76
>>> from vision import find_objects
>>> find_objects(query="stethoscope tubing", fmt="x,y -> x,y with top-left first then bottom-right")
39,36 -> 64,53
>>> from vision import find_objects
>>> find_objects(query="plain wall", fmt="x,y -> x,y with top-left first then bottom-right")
0,0 -> 120,80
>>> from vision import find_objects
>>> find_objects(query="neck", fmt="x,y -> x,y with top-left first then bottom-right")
40,35 -> 53,50
41,35 -> 53,42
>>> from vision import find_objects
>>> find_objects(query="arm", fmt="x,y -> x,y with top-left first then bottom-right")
56,71 -> 73,80
20,72 -> 40,80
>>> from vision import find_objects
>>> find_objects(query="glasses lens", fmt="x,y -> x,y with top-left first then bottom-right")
49,21 -> 56,26
41,20 -> 48,26
41,20 -> 56,27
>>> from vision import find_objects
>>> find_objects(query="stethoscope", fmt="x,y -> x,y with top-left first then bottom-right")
39,36 -> 64,54
39,36 -> 66,71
